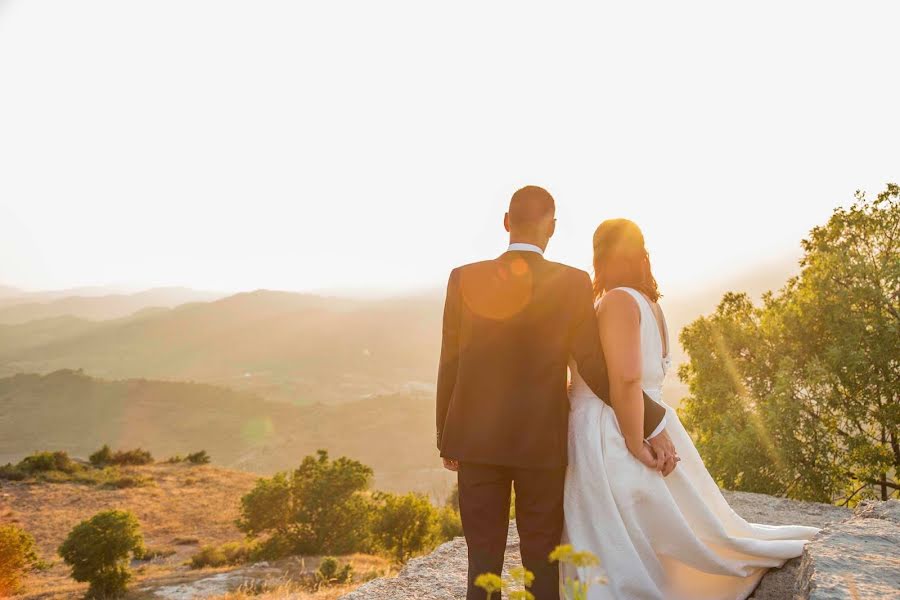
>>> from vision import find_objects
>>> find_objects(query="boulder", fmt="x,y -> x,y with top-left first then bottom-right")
341,491 -> 855,600
795,499 -> 900,599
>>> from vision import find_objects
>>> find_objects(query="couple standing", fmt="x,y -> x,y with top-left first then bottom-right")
435,186 -> 818,600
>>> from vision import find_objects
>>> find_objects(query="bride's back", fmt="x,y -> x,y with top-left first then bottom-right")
569,286 -> 669,408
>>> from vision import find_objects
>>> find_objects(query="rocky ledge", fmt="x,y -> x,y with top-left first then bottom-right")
341,492 -> 900,600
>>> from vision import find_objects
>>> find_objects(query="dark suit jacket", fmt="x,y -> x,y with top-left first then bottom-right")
436,250 -> 666,469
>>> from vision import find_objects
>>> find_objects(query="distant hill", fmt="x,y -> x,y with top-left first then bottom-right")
0,257 -> 798,407
0,286 -> 224,324
0,370 -> 451,497
0,290 -> 442,404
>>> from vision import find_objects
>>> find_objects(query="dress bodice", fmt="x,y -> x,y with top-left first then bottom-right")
569,287 -> 670,408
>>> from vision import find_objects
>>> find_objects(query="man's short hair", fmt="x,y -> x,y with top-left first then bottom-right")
508,186 -> 555,227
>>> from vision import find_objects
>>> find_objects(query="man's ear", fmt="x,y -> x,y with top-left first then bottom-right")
547,218 -> 557,239
503,213 -> 511,233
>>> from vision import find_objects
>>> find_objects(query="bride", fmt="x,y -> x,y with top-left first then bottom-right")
564,219 -> 819,600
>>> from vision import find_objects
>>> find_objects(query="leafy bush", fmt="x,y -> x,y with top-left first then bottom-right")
89,445 -> 114,467
190,541 -> 255,569
165,450 -> 210,465
0,463 -> 26,481
18,451 -> 79,474
89,446 -> 154,467
187,450 -> 211,465
113,448 -> 154,466
446,484 -> 460,511
237,450 -> 373,556
58,510 -> 145,599
371,492 -> 438,562
0,452 -> 148,488
316,556 -> 353,586
435,506 -> 463,541
0,524 -> 42,596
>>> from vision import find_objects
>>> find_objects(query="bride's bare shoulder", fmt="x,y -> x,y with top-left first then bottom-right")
597,288 -> 640,321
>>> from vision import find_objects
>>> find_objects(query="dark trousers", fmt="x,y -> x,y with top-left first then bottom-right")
458,462 -> 566,600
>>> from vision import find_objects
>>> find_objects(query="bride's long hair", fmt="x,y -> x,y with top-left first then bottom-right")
592,218 -> 661,302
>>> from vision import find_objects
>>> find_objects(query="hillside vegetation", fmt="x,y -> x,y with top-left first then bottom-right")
0,370 -> 451,496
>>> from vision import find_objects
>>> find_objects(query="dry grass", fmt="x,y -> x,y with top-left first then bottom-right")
0,464 -> 393,599
211,581 -> 356,600
0,463 -> 258,598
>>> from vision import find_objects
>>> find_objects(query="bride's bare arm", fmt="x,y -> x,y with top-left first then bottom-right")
598,290 -> 659,468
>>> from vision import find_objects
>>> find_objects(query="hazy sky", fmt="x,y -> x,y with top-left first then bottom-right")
1,1 -> 897,296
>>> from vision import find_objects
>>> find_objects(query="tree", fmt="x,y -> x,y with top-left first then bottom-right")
237,450 -> 373,555
679,184 -> 899,504
0,524 -> 42,596
58,510 -> 145,598
371,492 -> 438,562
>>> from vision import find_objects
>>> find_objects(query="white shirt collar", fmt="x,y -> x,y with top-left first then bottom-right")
507,243 -> 544,255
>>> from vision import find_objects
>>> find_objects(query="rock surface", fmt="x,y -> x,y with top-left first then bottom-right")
341,491 -> 853,600
796,499 -> 900,600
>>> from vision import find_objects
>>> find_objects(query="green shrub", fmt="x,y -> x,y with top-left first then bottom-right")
19,451 -> 79,475
446,484 -> 460,511
435,506 -> 463,542
371,492 -> 439,563
186,450 -> 211,465
237,450 -> 373,557
0,524 -> 42,596
110,448 -> 154,466
89,446 -> 154,467
58,510 -> 145,599
316,556 -> 353,586
190,541 -> 255,569
165,450 -> 210,465
0,463 -> 26,481
89,445 -> 114,467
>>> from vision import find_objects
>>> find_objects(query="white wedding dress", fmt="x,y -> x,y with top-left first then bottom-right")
563,287 -> 819,600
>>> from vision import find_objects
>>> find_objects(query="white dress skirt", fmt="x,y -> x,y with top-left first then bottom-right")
563,287 -> 819,600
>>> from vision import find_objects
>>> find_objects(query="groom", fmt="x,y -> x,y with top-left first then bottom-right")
436,186 -> 674,600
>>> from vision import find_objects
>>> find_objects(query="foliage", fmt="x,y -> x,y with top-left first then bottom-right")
435,505 -> 463,541
58,510 -> 146,599
19,451 -> 80,474
166,450 -> 211,465
476,545 -> 606,600
446,483 -> 460,511
187,450 -> 211,465
0,448 -> 152,488
371,492 -> 439,562
316,556 -> 353,586
550,544 -> 607,600
0,524 -> 43,596
89,445 -> 114,467
190,541 -> 256,569
476,566 -> 534,600
679,184 -> 899,504
237,450 -> 373,556
90,445 -> 154,467
0,462 -> 26,481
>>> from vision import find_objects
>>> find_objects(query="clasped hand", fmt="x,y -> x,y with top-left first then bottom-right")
635,430 -> 679,476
